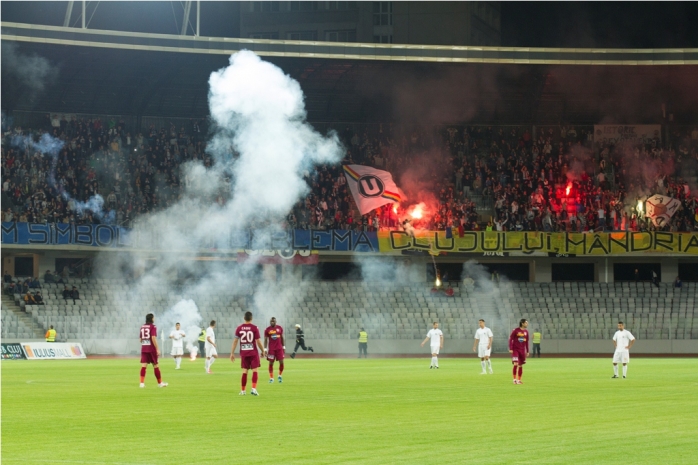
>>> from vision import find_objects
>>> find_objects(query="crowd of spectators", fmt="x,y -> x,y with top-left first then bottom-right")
2,113 -> 697,233
2,113 -> 207,228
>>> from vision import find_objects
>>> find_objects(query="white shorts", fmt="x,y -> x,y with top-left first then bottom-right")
478,346 -> 491,358
430,344 -> 440,355
613,350 -> 629,364
206,346 -> 218,358
171,346 -> 184,356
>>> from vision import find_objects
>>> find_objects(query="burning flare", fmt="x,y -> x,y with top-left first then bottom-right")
565,183 -> 572,196
407,202 -> 427,220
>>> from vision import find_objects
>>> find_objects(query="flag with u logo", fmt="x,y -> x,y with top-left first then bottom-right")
343,165 -> 402,215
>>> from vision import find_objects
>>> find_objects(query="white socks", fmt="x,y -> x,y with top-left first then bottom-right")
613,365 -> 619,376
622,365 -> 627,377
431,356 -> 438,367
209,357 -> 215,368
175,357 -> 181,369
481,361 -> 486,372
205,359 -> 210,370
486,359 -> 492,371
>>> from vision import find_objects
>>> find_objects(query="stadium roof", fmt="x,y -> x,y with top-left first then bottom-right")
3,22 -> 698,123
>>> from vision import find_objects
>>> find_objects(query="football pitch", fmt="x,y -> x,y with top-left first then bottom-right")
2,357 -> 697,464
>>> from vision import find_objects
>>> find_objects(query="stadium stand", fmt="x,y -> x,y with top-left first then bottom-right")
3,117 -> 697,233
5,278 -> 695,351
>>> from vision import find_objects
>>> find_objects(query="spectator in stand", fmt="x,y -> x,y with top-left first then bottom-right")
34,290 -> 44,305
70,286 -> 80,304
43,270 -> 55,283
62,285 -> 71,301
674,276 -> 682,288
24,290 -> 36,305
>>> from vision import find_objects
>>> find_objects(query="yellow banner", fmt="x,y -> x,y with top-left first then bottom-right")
377,231 -> 698,256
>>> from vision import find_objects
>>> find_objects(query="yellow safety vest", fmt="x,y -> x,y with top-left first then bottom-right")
46,329 -> 56,342
359,331 -> 368,343
198,330 -> 206,342
533,332 -> 541,344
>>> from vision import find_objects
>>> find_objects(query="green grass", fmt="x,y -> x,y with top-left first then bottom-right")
2,357 -> 697,464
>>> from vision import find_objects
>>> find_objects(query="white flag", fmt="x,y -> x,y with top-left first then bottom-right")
343,165 -> 402,215
645,194 -> 681,227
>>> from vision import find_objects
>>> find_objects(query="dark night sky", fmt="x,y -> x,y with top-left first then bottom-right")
2,2 -> 698,48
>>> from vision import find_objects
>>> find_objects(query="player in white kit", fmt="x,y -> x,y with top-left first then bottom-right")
205,320 -> 218,374
612,321 -> 635,379
472,319 -> 494,374
420,322 -> 444,369
169,322 -> 186,369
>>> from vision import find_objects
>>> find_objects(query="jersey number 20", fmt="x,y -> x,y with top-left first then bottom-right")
239,331 -> 253,343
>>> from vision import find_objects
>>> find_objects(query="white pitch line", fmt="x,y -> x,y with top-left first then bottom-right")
16,460 -> 156,465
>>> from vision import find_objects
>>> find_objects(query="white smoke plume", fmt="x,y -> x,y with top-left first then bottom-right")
93,50 -> 345,353
1,42 -> 58,96
156,299 -> 203,355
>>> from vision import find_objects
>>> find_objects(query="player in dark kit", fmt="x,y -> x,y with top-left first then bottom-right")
139,313 -> 167,388
231,311 -> 266,396
264,317 -> 285,384
508,318 -> 530,385
290,324 -> 314,359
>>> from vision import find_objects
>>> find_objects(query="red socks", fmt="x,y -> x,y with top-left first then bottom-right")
241,373 -> 248,391
517,366 -> 523,379
269,363 -> 285,377
154,367 -> 162,383
512,365 -> 517,377
140,367 -> 146,383
252,371 -> 258,389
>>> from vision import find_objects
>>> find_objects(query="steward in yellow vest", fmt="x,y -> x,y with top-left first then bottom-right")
45,326 -> 57,342
532,330 -> 541,358
358,329 -> 368,358
197,328 -> 206,359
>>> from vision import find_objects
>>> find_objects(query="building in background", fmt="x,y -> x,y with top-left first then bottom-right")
240,1 -> 501,46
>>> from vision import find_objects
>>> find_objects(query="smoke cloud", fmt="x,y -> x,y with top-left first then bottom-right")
157,299 -> 203,355
1,42 -> 58,97
92,50 -> 344,353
